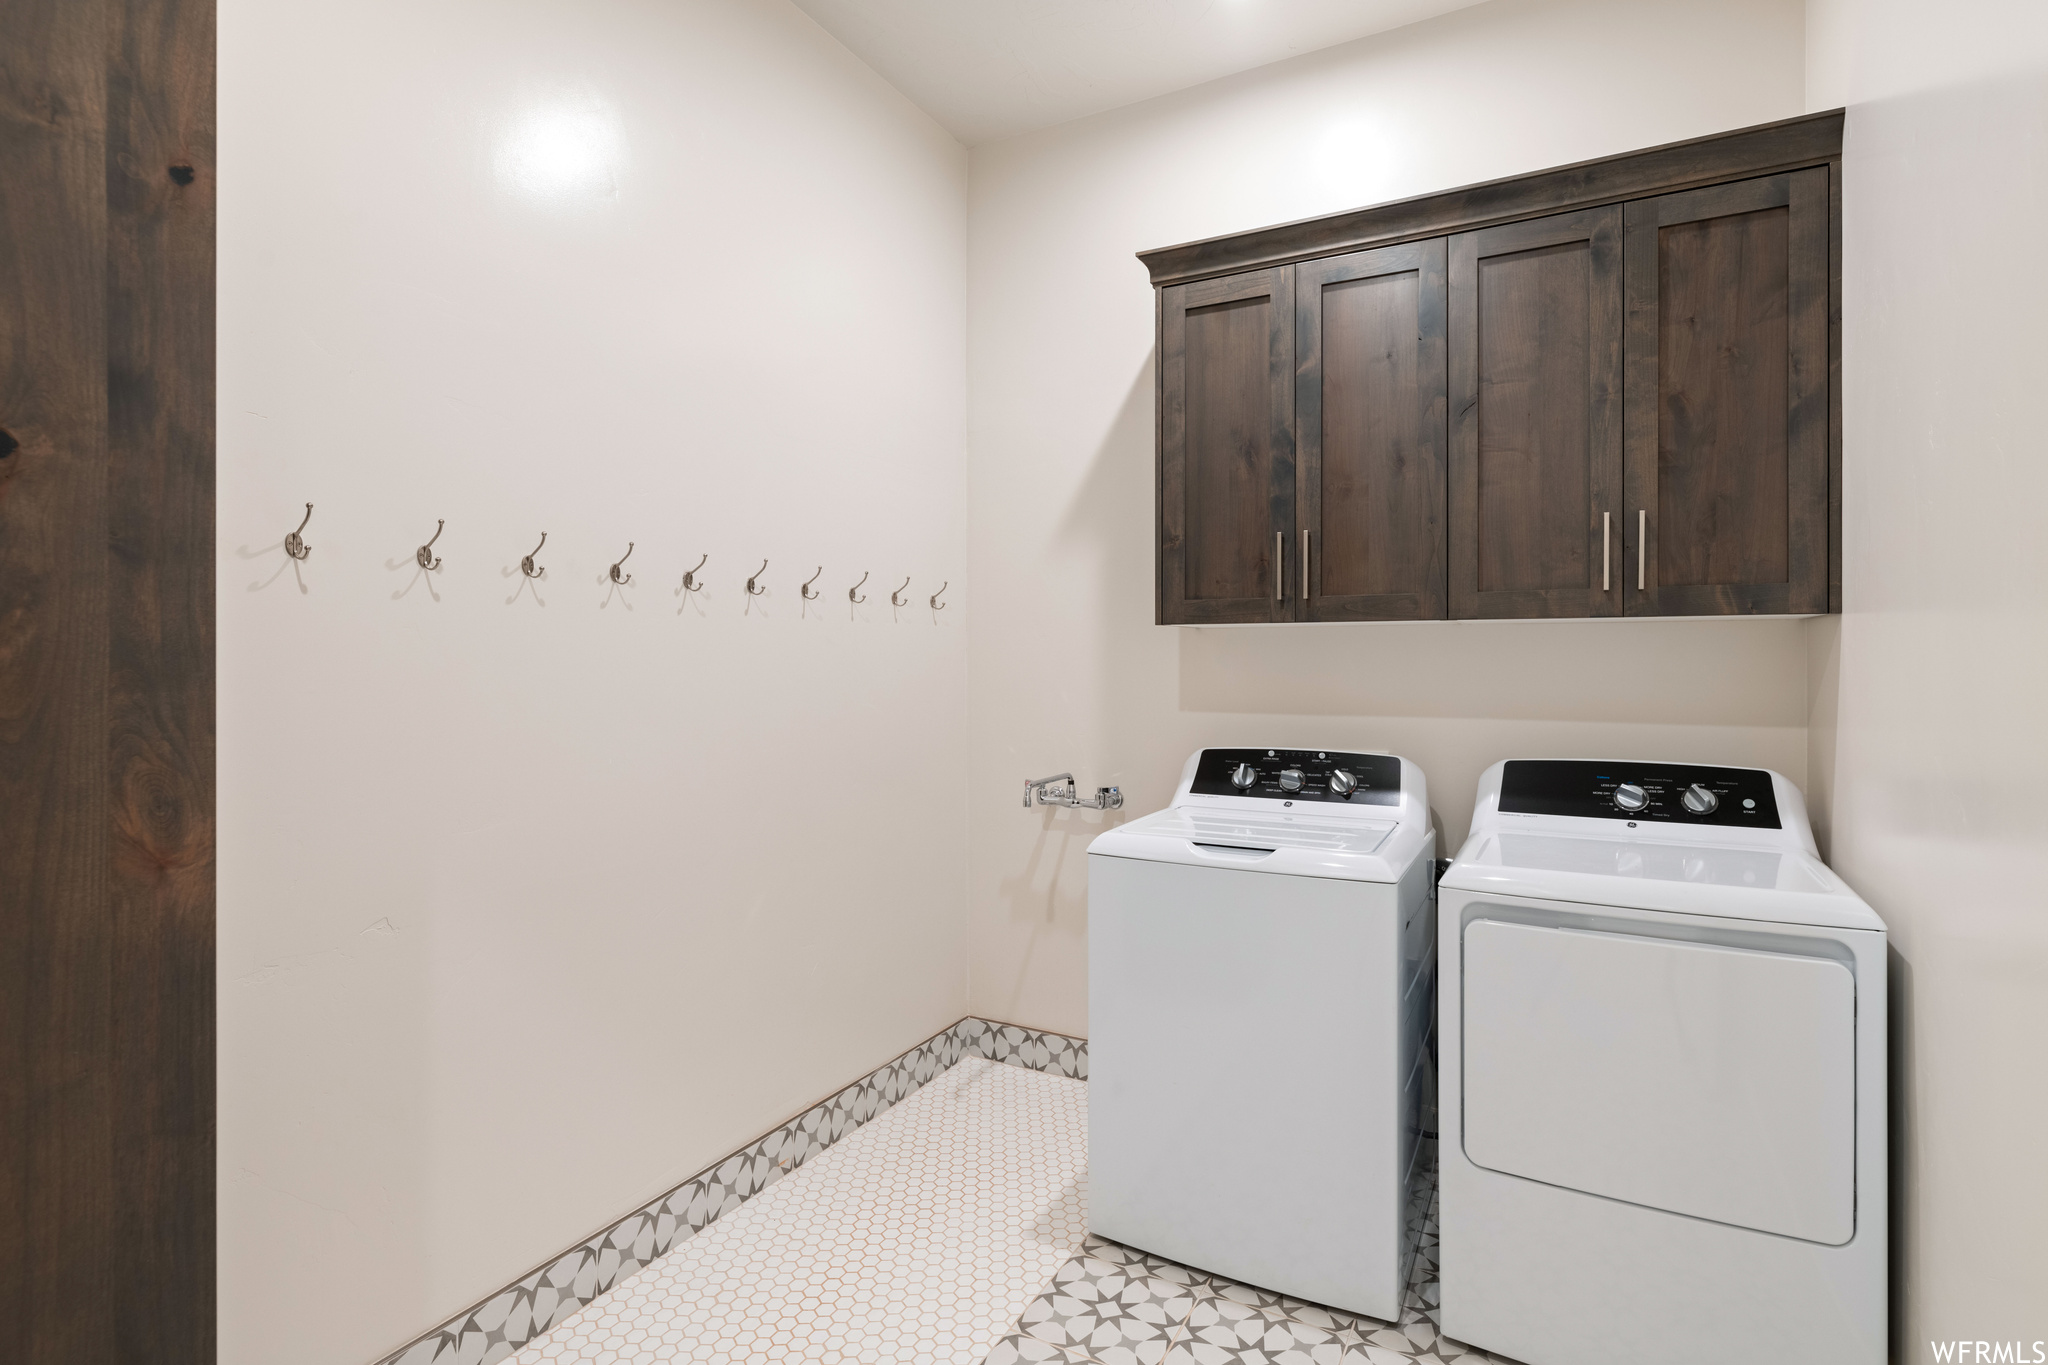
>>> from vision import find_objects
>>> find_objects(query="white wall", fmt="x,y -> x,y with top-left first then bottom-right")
1806,0 -> 2048,1353
215,0 -> 2048,1355
216,1 -> 967,1361
964,0 -> 1812,1037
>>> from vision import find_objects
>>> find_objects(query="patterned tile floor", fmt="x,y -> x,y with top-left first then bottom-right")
508,1058 -> 1511,1365
986,1143 -> 1526,1365
511,1056 -> 1089,1365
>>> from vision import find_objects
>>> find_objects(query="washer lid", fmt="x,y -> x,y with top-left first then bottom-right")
1087,808 -> 1409,882
1443,831 -> 1883,931
1084,748 -> 1433,882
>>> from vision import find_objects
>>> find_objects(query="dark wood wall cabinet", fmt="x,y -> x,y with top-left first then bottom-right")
1144,111 -> 1842,623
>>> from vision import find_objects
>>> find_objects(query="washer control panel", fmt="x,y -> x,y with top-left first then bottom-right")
1188,748 -> 1399,806
1498,760 -> 1780,829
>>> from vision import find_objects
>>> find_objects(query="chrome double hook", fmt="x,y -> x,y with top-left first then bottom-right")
416,519 -> 444,571
679,553 -> 707,594
746,560 -> 768,596
801,567 -> 822,600
849,571 -> 868,604
521,532 -> 547,579
929,581 -> 948,611
610,542 -> 635,585
284,504 -> 313,561
891,577 -> 911,608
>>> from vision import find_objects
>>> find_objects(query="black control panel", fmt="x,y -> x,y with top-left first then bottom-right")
1188,748 -> 1400,806
1498,760 -> 1781,829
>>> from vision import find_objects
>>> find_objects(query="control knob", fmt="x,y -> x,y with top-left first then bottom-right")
1612,782 -> 1649,813
1277,768 -> 1305,793
1681,783 -> 1720,815
1230,763 -> 1258,790
1328,768 -> 1359,798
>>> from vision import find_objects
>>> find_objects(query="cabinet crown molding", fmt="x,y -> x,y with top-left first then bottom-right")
1137,109 -> 1842,288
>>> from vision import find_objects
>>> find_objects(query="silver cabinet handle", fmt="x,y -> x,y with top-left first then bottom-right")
1302,529 -> 1310,601
1637,509 -> 1646,591
1276,531 -> 1284,601
1602,512 -> 1611,591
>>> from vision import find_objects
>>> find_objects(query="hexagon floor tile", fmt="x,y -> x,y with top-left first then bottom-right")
511,1056 -> 1088,1365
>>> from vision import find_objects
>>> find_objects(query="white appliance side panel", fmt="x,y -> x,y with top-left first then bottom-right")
1462,919 -> 1857,1244
1088,854 -> 1408,1319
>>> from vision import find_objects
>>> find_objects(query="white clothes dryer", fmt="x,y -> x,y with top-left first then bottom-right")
1438,760 -> 1886,1365
1088,747 -> 1437,1321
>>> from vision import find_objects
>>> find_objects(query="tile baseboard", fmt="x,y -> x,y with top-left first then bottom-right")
374,1016 -> 1088,1365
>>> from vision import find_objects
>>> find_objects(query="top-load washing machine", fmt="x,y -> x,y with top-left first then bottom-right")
1438,760 -> 1886,1365
1087,747 -> 1436,1321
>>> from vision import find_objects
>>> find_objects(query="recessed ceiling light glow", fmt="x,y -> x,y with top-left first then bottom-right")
495,92 -> 626,206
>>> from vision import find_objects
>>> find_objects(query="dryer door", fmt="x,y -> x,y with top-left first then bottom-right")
1462,917 -> 1856,1244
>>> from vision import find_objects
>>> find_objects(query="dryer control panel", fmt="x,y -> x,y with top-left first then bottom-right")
1187,748 -> 1400,806
1498,760 -> 1781,829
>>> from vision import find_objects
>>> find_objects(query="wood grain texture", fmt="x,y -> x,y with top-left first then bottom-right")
1479,243 -> 1591,591
1294,240 -> 1447,620
1658,204 -> 1791,585
1623,169 -> 1828,616
1158,267 -> 1295,623
1448,208 -> 1623,619
0,0 -> 215,1356
1151,121 -> 1840,625
1,2 -> 116,1357
1186,296 -> 1278,599
1138,111 -> 1842,287
103,0 -> 216,1353
1153,285 -> 1165,623
1828,157 -> 1842,613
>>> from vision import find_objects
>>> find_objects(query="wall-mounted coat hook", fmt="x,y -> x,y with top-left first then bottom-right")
849,571 -> 868,604
416,519 -> 444,571
746,560 -> 768,596
801,567 -> 822,600
680,553 -> 707,593
284,503 -> 313,561
610,542 -> 635,585
891,576 -> 911,608
521,532 -> 547,579
929,581 -> 948,611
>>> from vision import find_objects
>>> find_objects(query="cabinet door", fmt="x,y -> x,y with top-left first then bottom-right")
1296,241 -> 1448,621
1624,169 -> 1830,615
1159,267 -> 1296,623
1449,208 -> 1624,619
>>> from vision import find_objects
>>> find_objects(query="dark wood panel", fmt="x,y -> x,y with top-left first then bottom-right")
1320,273 -> 1426,594
1828,157 -> 1842,613
1624,169 -> 1829,615
1479,243 -> 1591,590
0,0 -> 216,1357
103,0 -> 216,1355
1187,296 -> 1278,598
1295,240 -> 1447,620
1159,267 -> 1295,623
1139,111 -> 1841,287
1658,205 -> 1790,584
1449,208 -> 1623,619
0,1 -> 117,1357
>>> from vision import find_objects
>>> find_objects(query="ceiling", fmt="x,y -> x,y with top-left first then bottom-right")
787,0 -> 1491,146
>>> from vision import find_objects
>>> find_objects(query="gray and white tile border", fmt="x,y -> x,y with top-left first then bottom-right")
374,1015 -> 1087,1365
